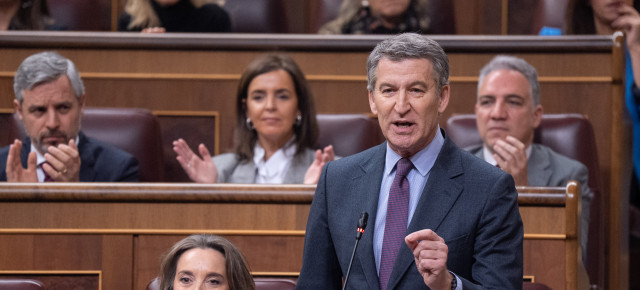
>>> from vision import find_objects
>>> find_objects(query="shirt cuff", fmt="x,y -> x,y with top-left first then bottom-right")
449,271 -> 463,290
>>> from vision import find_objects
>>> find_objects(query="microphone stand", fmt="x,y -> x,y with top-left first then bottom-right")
342,212 -> 368,290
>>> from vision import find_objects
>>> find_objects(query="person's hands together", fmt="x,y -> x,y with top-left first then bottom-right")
5,139 -> 37,182
42,139 -> 81,182
492,135 -> 529,186
405,229 -> 453,290
173,138 -> 218,183
303,145 -> 335,184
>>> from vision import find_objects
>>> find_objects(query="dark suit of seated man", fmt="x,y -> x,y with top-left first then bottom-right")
297,33 -> 523,290
0,51 -> 138,182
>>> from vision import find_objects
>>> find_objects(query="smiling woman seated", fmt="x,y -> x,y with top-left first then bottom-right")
172,54 -> 335,184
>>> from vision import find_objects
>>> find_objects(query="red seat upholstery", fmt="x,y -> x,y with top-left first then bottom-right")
146,277 -> 296,290
7,107 -> 164,182
446,113 -> 604,289
0,279 -> 44,290
223,0 -> 288,33
316,114 -> 384,157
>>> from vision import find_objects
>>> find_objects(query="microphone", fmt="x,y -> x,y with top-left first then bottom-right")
342,212 -> 368,290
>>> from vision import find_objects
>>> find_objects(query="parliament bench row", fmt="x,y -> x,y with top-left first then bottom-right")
45,0 -> 563,35
0,183 -> 582,290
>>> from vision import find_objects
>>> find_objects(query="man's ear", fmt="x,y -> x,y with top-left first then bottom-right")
368,90 -> 378,115
13,99 -> 23,121
437,85 -> 450,114
79,94 -> 86,110
532,104 -> 543,128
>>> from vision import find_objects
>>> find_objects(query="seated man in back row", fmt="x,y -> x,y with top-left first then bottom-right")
469,55 -> 593,262
0,51 -> 139,182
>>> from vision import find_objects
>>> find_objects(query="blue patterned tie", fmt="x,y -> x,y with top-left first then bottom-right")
379,158 -> 412,290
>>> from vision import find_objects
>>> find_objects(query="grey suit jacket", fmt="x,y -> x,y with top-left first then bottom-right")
212,148 -> 316,184
467,143 -> 592,262
298,131 -> 523,289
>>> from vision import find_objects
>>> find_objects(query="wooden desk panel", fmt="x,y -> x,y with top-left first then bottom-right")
0,183 -> 580,290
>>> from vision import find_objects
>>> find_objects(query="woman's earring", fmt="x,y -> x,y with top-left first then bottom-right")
246,118 -> 254,130
295,114 -> 302,127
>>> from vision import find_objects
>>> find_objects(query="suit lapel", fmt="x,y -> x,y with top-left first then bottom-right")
353,143 -> 387,290
232,161 -> 258,183
387,136 -> 464,289
527,144 -> 552,186
78,132 -> 97,182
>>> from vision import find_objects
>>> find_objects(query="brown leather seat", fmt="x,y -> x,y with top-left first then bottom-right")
224,0 -> 288,33
146,277 -> 296,290
446,113 -> 604,288
0,279 -> 44,290
523,281 -> 552,290
47,0 -> 112,31
508,0 -> 568,34
316,113 -> 384,157
9,107 -> 164,182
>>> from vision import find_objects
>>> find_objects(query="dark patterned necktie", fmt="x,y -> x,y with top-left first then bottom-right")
41,162 -> 54,182
379,158 -> 413,290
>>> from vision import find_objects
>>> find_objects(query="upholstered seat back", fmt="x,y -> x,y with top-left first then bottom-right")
8,107 -> 164,182
446,113 -> 603,288
316,114 -> 384,157
0,279 -> 44,290
224,0 -> 288,33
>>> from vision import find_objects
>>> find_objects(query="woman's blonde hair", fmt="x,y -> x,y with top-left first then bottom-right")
124,0 -> 224,29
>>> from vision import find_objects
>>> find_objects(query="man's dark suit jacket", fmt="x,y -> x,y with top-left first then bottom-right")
297,131 -> 523,289
0,131 -> 139,182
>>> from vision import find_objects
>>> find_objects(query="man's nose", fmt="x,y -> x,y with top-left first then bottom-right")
490,101 -> 507,119
394,90 -> 410,113
45,111 -> 60,129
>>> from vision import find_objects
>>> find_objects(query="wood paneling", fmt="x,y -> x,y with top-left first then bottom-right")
0,32 -> 628,289
0,183 -> 582,289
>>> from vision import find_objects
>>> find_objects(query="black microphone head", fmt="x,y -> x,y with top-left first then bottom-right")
358,212 -> 368,229
356,212 -> 368,240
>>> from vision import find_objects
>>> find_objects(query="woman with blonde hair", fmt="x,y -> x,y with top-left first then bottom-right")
118,0 -> 230,32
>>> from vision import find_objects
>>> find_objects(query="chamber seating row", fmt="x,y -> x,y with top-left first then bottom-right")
44,0 -> 567,34
0,108 -> 385,182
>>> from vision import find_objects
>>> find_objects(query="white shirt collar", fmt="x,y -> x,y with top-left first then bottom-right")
253,137 -> 296,184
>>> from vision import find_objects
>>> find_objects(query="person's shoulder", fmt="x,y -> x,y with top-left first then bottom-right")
533,143 -> 587,169
213,152 -> 243,168
0,144 -> 9,164
196,3 -> 231,31
463,143 -> 483,154
81,135 -> 135,162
